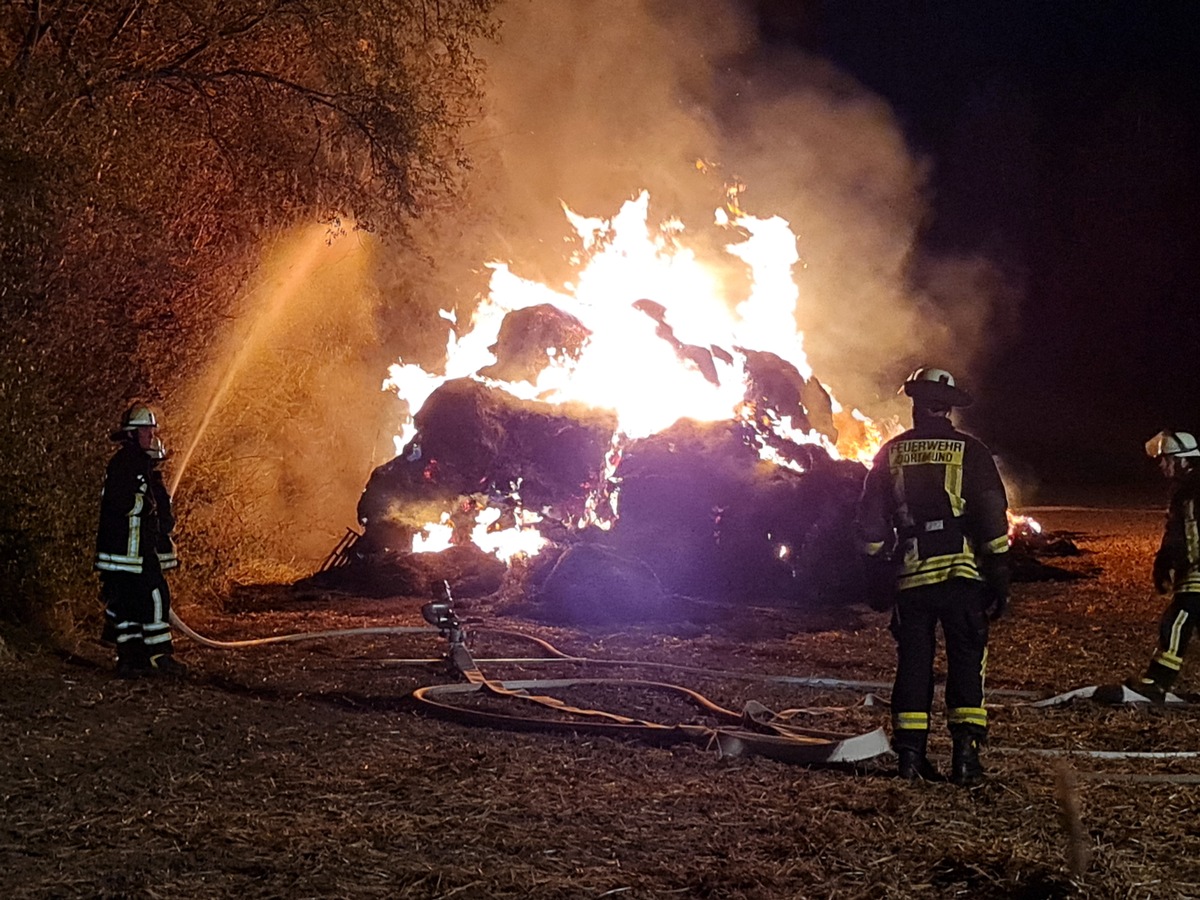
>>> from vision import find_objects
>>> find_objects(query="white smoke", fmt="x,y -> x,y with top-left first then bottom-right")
370,0 -> 1019,434
399,0 -> 1016,415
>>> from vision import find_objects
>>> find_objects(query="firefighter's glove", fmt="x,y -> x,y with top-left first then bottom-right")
981,555 -> 1011,621
984,592 -> 1009,622
863,557 -> 896,612
1153,550 -> 1175,595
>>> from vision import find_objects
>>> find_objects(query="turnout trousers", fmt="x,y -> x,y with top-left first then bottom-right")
889,578 -> 989,745
1144,591 -> 1200,689
100,569 -> 174,668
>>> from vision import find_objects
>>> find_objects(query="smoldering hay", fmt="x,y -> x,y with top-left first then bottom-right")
331,271 -> 877,621
320,367 -> 1078,623
305,178 -> 1070,623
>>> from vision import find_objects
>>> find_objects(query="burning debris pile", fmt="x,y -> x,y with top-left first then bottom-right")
333,285 -> 874,622
306,191 -> 1069,623
604,418 -> 867,608
346,371 -> 871,621
1005,515 -> 1088,582
346,375 -> 616,602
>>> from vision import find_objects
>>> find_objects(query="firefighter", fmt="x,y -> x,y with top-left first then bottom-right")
95,403 -> 186,678
1126,430 -> 1200,702
856,367 -> 1010,786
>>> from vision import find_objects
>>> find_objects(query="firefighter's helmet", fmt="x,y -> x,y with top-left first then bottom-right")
111,403 -> 159,441
120,403 -> 158,430
900,367 -> 973,408
1145,430 -> 1200,459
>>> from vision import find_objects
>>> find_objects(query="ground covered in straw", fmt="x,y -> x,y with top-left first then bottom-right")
5,505 -> 1200,898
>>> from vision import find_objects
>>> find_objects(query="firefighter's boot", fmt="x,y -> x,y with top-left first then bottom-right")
149,653 -> 188,680
894,730 -> 941,781
115,635 -> 151,679
950,727 -> 985,787
1125,676 -> 1168,703
1127,657 -> 1177,703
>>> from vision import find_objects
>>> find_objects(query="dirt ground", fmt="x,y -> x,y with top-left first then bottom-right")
6,505 -> 1200,899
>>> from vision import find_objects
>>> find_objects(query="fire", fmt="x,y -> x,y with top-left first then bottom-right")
386,190 -> 896,558
1008,511 -> 1043,538
412,508 -> 548,562
830,402 -> 899,467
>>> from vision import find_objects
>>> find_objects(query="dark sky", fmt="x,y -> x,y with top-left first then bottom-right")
758,1 -> 1200,491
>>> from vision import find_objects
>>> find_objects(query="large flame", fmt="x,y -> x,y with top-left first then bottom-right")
385,190 -> 898,560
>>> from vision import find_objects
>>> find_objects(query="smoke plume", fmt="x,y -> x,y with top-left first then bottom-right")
194,0 -> 1021,570
382,0 -> 1016,416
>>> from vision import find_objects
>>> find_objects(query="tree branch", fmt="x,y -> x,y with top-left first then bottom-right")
119,65 -> 339,105
9,0 -> 46,79
117,66 -> 408,178
106,1 -> 145,46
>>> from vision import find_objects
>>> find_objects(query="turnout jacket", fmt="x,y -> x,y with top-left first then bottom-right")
95,441 -> 178,575
858,416 -> 1009,591
1155,475 -> 1200,594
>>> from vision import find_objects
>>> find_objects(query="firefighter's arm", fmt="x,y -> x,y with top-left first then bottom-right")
974,486 -> 1011,619
1153,546 -> 1174,594
150,471 -> 175,536
147,469 -> 179,570
1155,499 -> 1185,593
980,551 -> 1010,620
856,462 -> 897,612
965,445 -> 1011,619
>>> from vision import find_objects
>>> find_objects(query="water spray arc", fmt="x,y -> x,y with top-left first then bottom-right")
169,224 -> 355,495
166,223 -> 378,652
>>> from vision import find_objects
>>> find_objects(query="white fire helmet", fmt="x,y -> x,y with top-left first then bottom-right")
899,366 -> 973,408
119,403 -> 158,430
1145,430 -> 1200,459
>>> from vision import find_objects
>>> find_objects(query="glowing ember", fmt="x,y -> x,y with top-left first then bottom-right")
412,512 -> 454,553
470,507 -> 549,561
411,507 -> 549,564
1008,511 -> 1043,537
384,189 -> 897,558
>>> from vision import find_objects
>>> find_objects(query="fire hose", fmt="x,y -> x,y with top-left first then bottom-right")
170,605 -> 892,765
168,602 -> 1200,777
410,598 -> 892,764
169,609 -> 440,647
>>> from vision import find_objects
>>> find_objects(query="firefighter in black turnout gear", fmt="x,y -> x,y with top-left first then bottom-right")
857,368 -> 1010,786
95,403 -> 186,678
1127,430 -> 1200,702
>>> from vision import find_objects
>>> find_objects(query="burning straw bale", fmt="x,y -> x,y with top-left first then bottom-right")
741,348 -> 837,442
303,543 -> 506,599
340,330 -> 1085,618
347,378 -> 875,619
356,378 -> 618,550
610,418 -> 869,605
533,542 -> 677,625
477,303 -> 591,384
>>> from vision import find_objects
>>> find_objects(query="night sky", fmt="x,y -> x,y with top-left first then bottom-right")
759,1 -> 1200,494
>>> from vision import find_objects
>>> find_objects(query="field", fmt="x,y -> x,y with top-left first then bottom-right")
5,506 -> 1200,899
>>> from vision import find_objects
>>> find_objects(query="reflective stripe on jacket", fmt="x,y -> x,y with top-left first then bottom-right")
95,442 -> 177,575
1162,483 -> 1200,593
857,417 -> 1009,592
